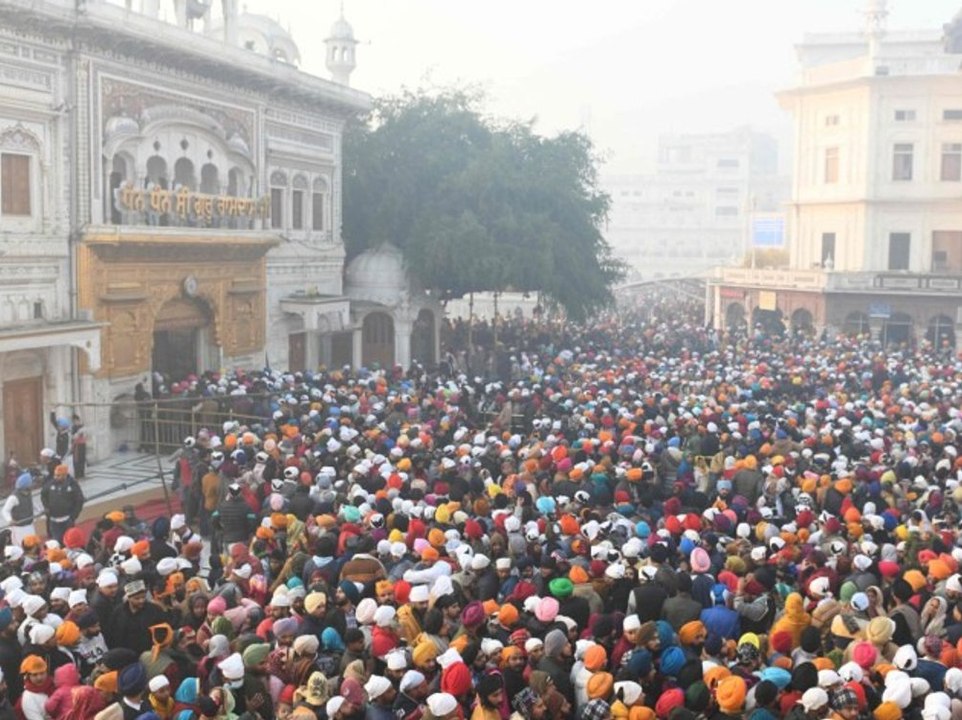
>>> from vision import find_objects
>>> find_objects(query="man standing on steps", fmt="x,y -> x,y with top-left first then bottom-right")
39,464 -> 84,544
0,472 -> 36,546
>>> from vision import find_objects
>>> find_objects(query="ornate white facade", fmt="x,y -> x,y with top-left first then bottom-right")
0,0 -> 374,460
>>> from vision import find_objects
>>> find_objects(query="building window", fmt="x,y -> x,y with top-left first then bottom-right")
292,190 -> 304,230
888,233 -> 911,271
312,193 -> 325,231
893,144 -> 914,181
894,109 -> 916,122
825,114 -> 840,127
941,143 -> 962,181
269,170 -> 288,230
1,153 -> 31,216
944,109 -> 962,121
824,147 -> 839,183
270,188 -> 284,229
821,233 -> 836,267
932,231 -> 962,273
933,250 -> 949,271
312,177 -> 328,232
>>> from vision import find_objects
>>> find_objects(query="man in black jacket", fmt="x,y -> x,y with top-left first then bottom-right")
40,464 -> 84,543
105,580 -> 168,656
212,483 -> 257,546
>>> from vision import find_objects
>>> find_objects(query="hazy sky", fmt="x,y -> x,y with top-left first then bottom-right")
246,0 -> 959,173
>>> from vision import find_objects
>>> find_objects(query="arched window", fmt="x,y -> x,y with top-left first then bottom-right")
270,170 -> 287,230
312,176 -> 329,232
292,175 -> 308,230
174,157 -> 196,190
146,155 -> 168,188
109,155 -> 127,225
200,163 -> 219,195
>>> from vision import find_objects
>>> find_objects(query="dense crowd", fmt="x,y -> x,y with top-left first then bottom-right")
2,294 -> 962,720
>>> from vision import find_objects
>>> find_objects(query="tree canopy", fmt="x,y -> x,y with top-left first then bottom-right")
342,86 -> 626,321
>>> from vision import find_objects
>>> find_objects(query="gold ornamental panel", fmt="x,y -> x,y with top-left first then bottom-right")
77,232 -> 273,379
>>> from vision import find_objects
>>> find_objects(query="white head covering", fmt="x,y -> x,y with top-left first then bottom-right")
426,694 -> 458,717
374,606 -> 396,627
217,652 -> 245,681
29,624 -> 55,645
364,675 -> 393,701
400,670 -> 426,692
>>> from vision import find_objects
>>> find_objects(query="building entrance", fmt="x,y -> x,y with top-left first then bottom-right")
151,297 -> 213,381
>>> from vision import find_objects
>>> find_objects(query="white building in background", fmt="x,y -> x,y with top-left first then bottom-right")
711,0 -> 962,347
604,127 -> 788,281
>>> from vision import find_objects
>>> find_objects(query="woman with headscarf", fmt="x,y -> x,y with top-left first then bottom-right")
172,678 -> 201,720
43,664 -> 80,720
415,609 -> 451,657
922,596 -> 949,638
141,623 -> 181,690
770,593 -> 812,649
317,627 -> 345,678
59,685 -> 107,720
182,594 -> 210,633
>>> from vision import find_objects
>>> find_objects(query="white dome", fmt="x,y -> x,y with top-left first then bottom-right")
211,12 -> 302,65
328,15 -> 355,41
345,244 -> 411,307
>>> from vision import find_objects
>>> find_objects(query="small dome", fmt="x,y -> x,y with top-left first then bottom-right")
328,15 -> 355,41
210,12 -> 301,65
345,244 -> 411,307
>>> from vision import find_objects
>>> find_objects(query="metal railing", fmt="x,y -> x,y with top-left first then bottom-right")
119,397 -> 271,455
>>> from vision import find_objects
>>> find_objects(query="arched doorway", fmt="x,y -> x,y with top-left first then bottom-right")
152,297 -> 214,382
362,312 -> 395,369
790,308 -> 814,336
751,307 -> 786,337
843,311 -> 870,337
411,309 -> 436,366
881,312 -> 913,347
926,314 -> 956,350
725,303 -> 747,333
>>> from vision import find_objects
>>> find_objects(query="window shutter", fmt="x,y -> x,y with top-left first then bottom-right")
1,154 -> 31,216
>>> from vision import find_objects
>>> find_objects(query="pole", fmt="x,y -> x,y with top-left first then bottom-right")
493,291 -> 499,349
153,402 -> 173,515
468,292 -> 475,371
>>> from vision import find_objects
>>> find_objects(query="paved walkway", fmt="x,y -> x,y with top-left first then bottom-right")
76,450 -> 175,507
1,451 -> 178,532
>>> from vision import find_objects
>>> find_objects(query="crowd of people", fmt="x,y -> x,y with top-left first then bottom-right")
2,292 -> 962,720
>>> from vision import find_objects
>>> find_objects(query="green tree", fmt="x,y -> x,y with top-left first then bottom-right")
343,86 -> 626,320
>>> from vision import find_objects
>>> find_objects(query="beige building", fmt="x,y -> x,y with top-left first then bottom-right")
710,1 -> 962,348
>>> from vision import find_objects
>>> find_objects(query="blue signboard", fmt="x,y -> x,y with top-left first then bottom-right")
751,215 -> 785,248
868,302 -> 891,319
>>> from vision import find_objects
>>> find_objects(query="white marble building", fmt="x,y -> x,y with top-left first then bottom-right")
0,29 -> 101,467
